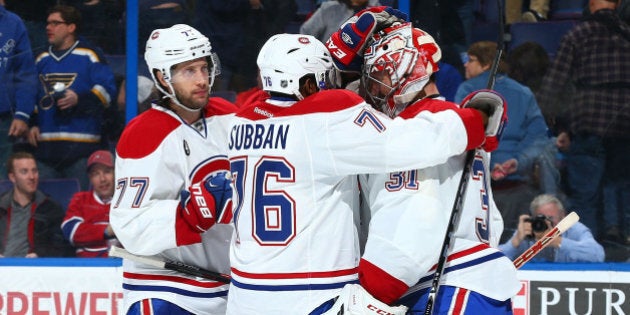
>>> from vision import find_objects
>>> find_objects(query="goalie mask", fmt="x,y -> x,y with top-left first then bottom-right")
257,34 -> 338,100
145,24 -> 220,111
362,23 -> 441,117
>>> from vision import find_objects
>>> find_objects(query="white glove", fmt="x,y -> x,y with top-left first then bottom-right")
461,89 -> 508,152
322,284 -> 408,315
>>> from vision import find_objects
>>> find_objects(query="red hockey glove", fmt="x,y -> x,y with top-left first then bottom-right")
326,6 -> 408,73
461,89 -> 508,152
179,172 -> 233,233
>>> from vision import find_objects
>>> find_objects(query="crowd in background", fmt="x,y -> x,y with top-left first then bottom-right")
0,0 -> 628,262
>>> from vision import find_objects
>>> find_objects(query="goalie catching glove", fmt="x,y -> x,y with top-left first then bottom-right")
461,89 -> 508,152
326,6 -> 408,73
317,284 -> 407,315
179,171 -> 233,233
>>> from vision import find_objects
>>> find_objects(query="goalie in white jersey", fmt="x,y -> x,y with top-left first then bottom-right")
110,24 -> 237,315
225,33 -> 504,315
336,23 -> 521,314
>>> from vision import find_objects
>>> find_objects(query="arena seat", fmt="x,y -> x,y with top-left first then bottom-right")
0,178 -> 81,212
550,0 -> 587,20
508,20 -> 578,59
39,178 -> 81,211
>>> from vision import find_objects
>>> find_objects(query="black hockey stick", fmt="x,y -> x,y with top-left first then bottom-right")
109,246 -> 231,284
423,1 -> 505,314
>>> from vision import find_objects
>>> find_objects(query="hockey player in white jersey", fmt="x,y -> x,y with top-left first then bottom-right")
110,24 -> 237,315
225,33 -> 506,315
324,22 -> 520,314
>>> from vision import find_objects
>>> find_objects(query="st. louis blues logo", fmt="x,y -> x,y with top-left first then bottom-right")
39,73 -> 76,110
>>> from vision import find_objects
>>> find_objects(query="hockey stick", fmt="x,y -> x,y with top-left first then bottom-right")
424,1 -> 505,314
513,211 -> 580,269
109,246 -> 231,284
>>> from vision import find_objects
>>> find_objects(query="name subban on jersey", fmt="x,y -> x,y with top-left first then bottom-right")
191,183 -> 213,218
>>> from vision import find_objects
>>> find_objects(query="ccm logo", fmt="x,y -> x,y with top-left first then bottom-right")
191,184 -> 213,218
367,304 -> 394,315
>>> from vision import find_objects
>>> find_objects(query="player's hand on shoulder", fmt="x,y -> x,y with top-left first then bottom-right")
312,284 -> 407,315
461,89 -> 508,152
326,6 -> 408,73
179,172 -> 233,233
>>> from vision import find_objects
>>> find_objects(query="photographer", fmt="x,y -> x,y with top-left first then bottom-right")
499,194 -> 605,262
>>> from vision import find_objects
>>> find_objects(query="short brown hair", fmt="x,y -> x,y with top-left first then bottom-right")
48,5 -> 82,34
468,41 -> 509,73
6,152 -> 36,175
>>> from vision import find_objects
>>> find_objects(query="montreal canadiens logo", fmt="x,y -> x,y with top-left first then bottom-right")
298,36 -> 310,44
189,156 -> 230,183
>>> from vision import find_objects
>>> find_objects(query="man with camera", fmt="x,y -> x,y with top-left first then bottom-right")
499,194 -> 605,262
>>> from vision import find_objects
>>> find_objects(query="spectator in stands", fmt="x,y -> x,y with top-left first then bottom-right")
28,5 -> 117,190
138,0 -> 190,55
435,61 -> 463,102
4,0 -> 57,52
506,0 -> 551,24
62,0 -> 125,54
499,194 -> 605,262
411,0 -> 468,75
193,1 -> 251,91
232,0 -> 297,92
507,41 -> 565,198
455,41 -> 551,243
507,41 -> 549,98
116,75 -> 156,115
537,0 -> 630,246
0,3 -> 38,179
61,150 -> 118,257
0,152 -> 74,257
300,0 -> 380,44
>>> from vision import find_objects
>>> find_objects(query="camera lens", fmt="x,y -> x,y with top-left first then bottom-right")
530,215 -> 549,232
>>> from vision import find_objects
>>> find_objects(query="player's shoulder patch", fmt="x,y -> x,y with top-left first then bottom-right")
280,89 -> 365,116
205,97 -> 239,117
116,108 -> 181,159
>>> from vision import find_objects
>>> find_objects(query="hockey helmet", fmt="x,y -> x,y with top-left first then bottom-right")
362,23 -> 441,117
145,24 -> 220,104
257,33 -> 337,100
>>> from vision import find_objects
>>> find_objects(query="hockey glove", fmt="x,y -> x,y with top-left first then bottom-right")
326,6 -> 408,73
318,284 -> 407,315
461,89 -> 508,152
179,172 -> 233,233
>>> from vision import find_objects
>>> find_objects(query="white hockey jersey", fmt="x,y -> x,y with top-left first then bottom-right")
110,98 -> 237,315
358,98 -> 520,305
225,89 -> 487,314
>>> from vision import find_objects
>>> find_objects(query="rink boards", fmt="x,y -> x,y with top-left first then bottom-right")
0,259 -> 628,315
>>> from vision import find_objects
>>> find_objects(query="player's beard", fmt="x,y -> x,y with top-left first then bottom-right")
174,87 -> 209,111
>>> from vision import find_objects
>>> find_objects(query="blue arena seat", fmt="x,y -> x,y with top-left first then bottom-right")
0,178 -> 80,211
550,0 -> 587,20
508,20 -> 578,59
39,178 -> 81,212
0,180 -> 12,195
104,54 -> 151,78
471,0 -> 505,43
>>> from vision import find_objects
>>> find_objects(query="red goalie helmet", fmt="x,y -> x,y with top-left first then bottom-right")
362,23 -> 441,117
